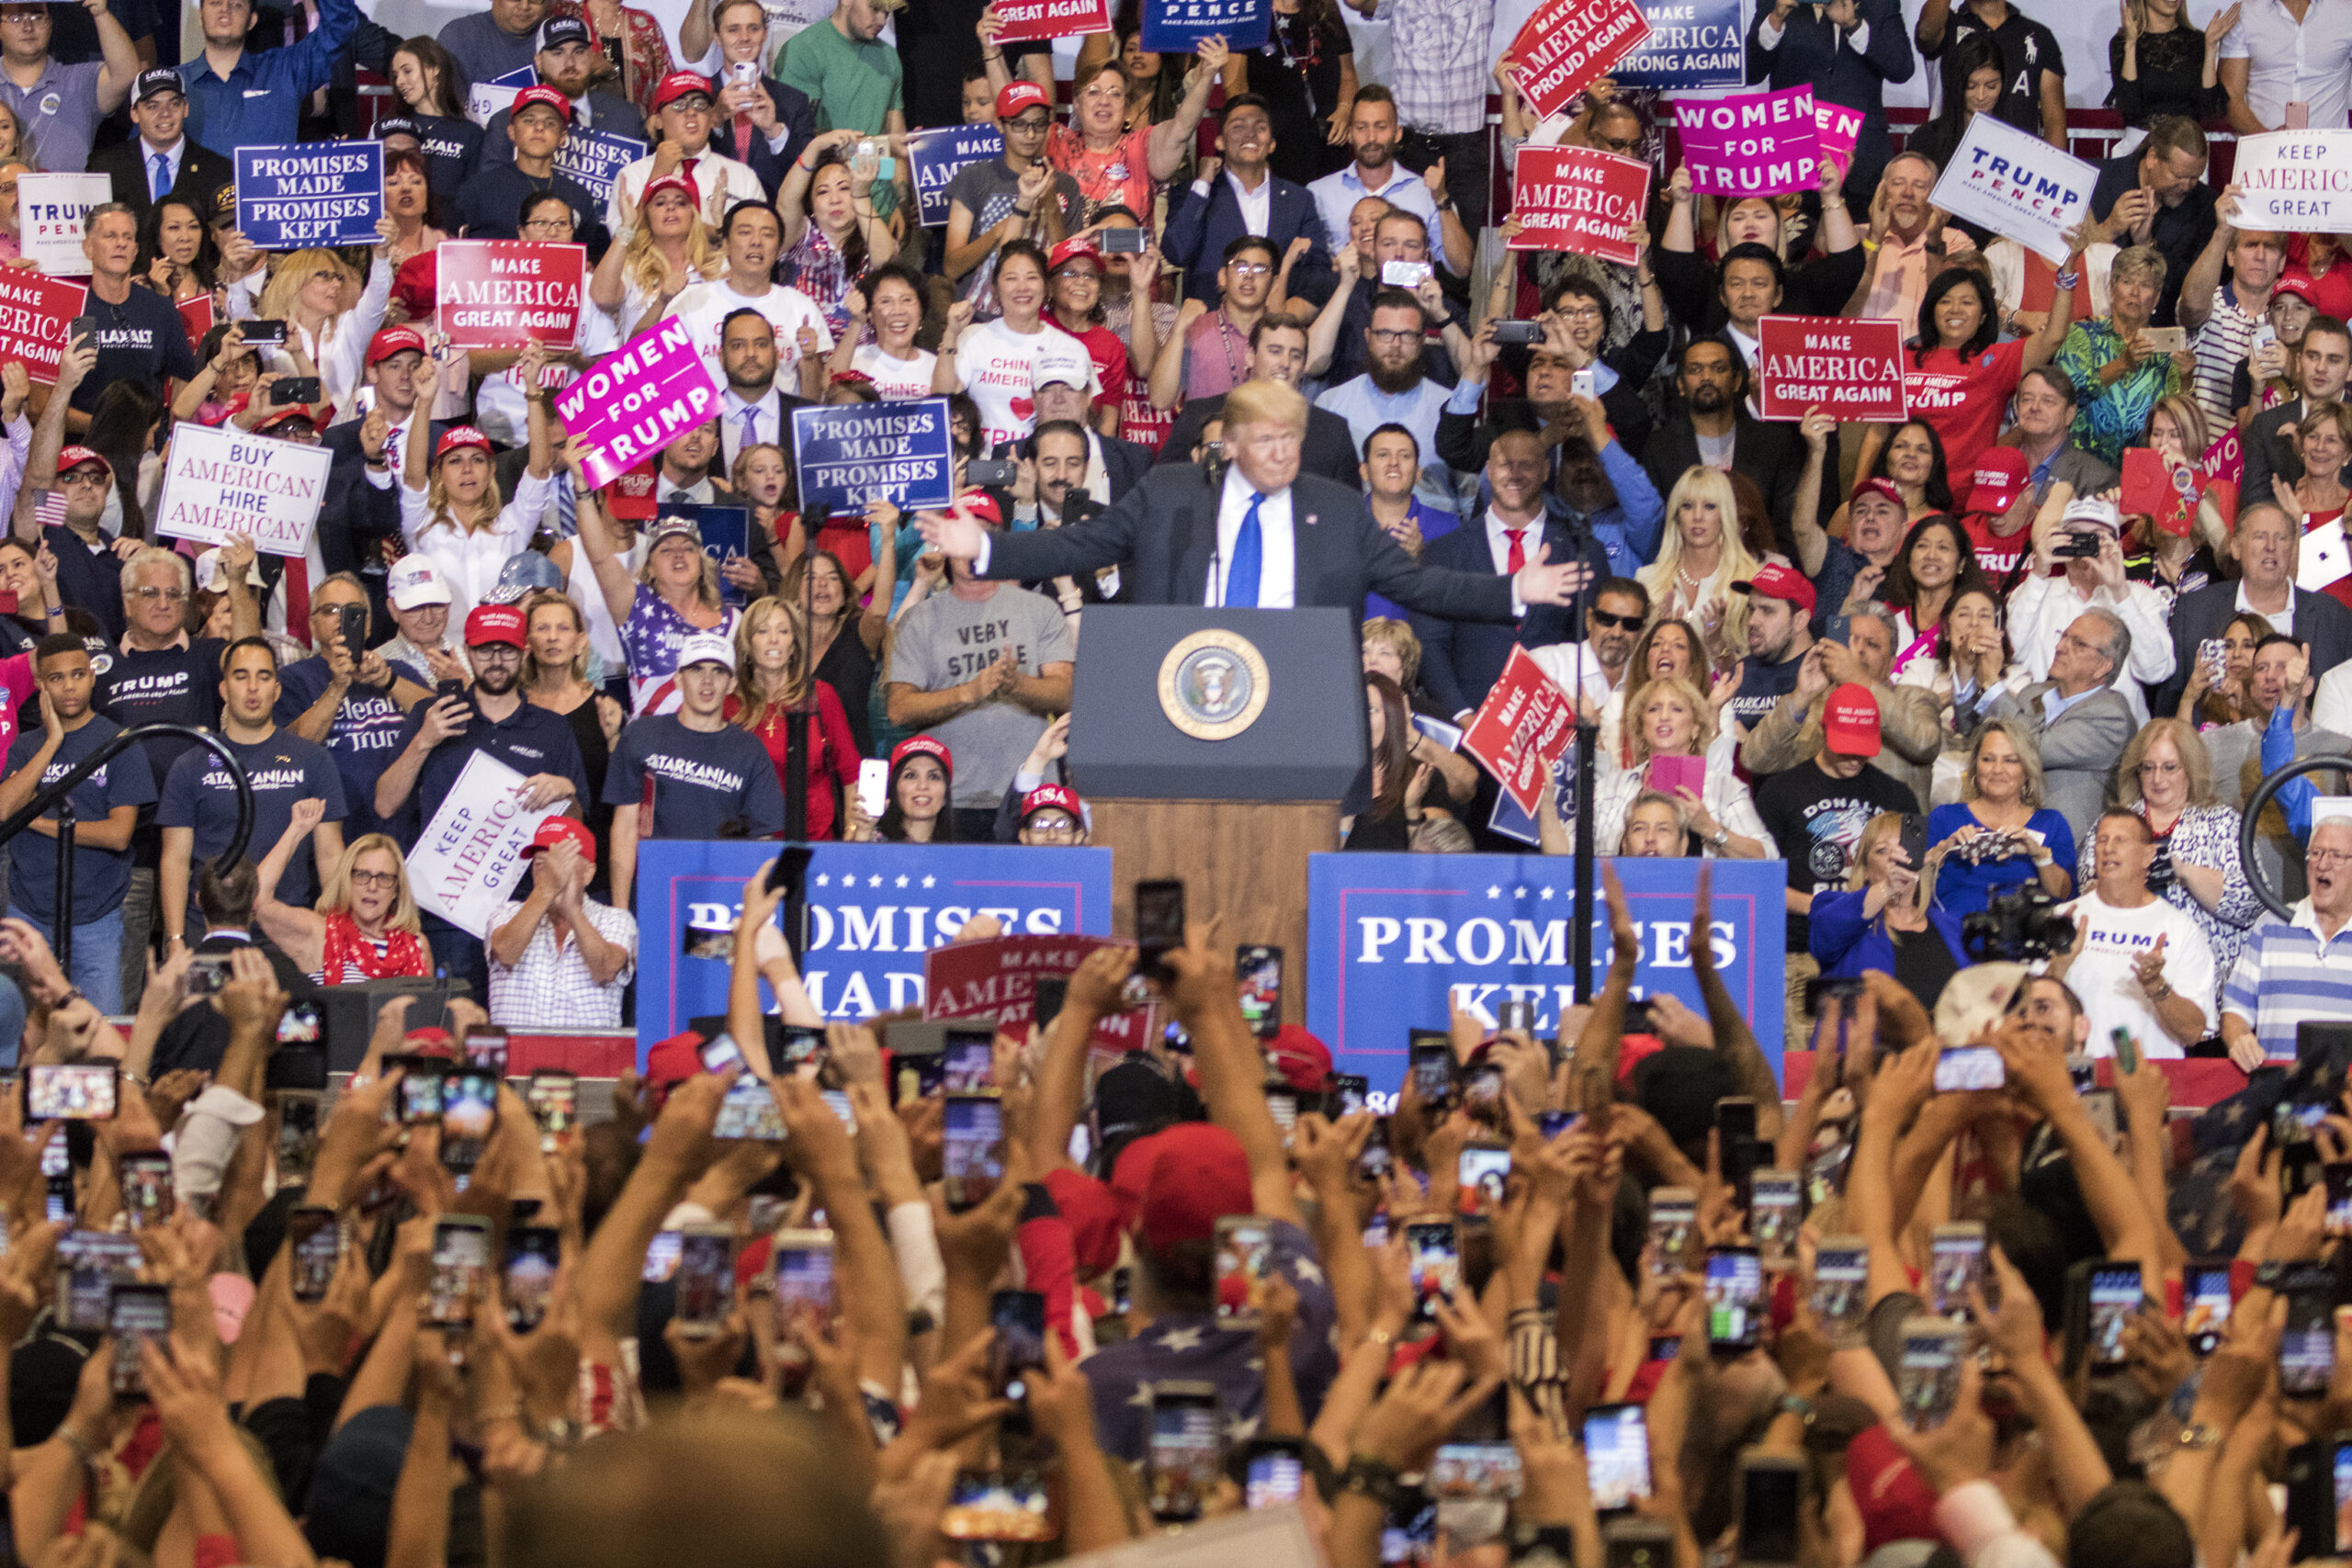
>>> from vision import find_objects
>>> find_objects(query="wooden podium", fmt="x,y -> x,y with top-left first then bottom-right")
1066,607 -> 1365,1031
1088,801 -> 1340,1027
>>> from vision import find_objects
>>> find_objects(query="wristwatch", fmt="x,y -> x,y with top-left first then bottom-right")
1710,825 -> 1729,849
1340,1454 -> 1406,1510
2177,1423 -> 2223,1452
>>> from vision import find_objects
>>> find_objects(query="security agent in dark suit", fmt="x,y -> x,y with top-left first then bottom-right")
2152,501 -> 2352,718
91,70 -> 232,229
1163,96 -> 1338,311
921,379 -> 1591,620
2241,318 -> 2352,511
483,16 -> 648,169
1156,312 -> 1363,490
147,858 -> 316,1078
1638,338 -> 1808,556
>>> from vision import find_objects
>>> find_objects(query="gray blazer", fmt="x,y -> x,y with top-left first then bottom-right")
1985,682 -> 2137,852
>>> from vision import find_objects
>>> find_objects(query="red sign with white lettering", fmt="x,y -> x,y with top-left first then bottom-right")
1462,647 -> 1577,818
991,0 -> 1111,43
922,933 -> 1146,1052
1506,0 -> 1651,120
1509,145 -> 1650,265
434,240 -> 588,351
1755,314 -> 1906,423
0,268 -> 87,386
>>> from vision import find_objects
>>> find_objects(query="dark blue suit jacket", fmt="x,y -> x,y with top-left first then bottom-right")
1407,501 -> 1609,719
1163,172 -> 1336,310
1745,0 -> 1914,191
707,75 -> 819,198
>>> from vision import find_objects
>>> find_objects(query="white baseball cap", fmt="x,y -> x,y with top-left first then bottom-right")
1031,338 -> 1099,395
387,555 -> 452,610
676,631 -> 736,672
2060,496 -> 2122,535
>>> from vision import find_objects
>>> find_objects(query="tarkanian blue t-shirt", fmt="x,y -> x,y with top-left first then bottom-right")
275,656 -> 410,840
601,715 -> 786,840
158,728 -> 346,915
4,714 -> 156,920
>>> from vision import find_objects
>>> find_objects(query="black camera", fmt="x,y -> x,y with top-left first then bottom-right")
1961,886 -> 2075,963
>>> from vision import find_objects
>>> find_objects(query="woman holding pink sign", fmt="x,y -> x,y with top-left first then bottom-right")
1589,674 -> 1769,860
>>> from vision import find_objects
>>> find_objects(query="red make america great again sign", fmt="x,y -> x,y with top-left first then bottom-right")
1755,314 -> 1906,423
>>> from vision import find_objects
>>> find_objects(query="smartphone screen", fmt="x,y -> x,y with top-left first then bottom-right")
1751,1171 -> 1800,1266
1135,880 -> 1185,983
527,1070 -> 577,1143
941,1470 -> 1053,1542
1214,1217 -> 1271,1330
1355,1117 -> 1393,1182
1409,1043 -> 1453,1103
989,1289 -> 1046,1401
1540,1110 -> 1580,1139
439,1069 -> 498,1170
1245,1444 -> 1306,1508
2109,1025 -> 2141,1076
673,1228 -> 734,1337
941,1029 -> 994,1093
2283,1279 -> 2335,1396
1705,1247 -> 1763,1350
27,1064 -> 117,1121
1148,1387 -> 1220,1520
641,1231 -> 682,1283
1646,1189 -> 1696,1278
775,1025 -> 829,1077
1331,1074 -> 1369,1118
2185,1265 -> 2233,1357
109,1284 -> 169,1398
943,1094 -> 1004,1213
428,1218 -> 491,1327
1928,1225 -> 1985,1318
395,1061 -> 446,1124
1430,1441 -> 1521,1500
1406,1220 -> 1460,1320
2086,1263 -> 2141,1369
2325,1165 -> 2352,1238
1897,1318 -> 1965,1429
774,1235 -> 836,1339
289,1207 -> 339,1303
1582,1404 -> 1653,1511
1740,1461 -> 1803,1564
1458,1145 -> 1511,1205
56,1233 -> 139,1331
1934,1046 -> 2005,1092
1811,1239 -> 1869,1343
1236,944 -> 1282,1038
119,1153 -> 173,1232
461,1026 -> 509,1075
503,1225 -> 560,1331
700,1033 -> 745,1074
714,1073 -> 786,1140
1461,1063 -> 1505,1123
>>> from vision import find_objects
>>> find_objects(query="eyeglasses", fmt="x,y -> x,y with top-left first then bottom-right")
130,585 -> 187,603
522,218 -> 572,234
2134,760 -> 2182,775
349,869 -> 401,889
1556,305 -> 1605,321
1006,115 -> 1051,132
1025,818 -> 1080,839
1589,608 -> 1642,630
472,644 -> 522,658
1367,328 -> 1420,345
2312,849 -> 2352,867
1227,261 -> 1271,277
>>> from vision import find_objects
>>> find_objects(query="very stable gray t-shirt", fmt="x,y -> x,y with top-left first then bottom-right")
890,582 -> 1072,808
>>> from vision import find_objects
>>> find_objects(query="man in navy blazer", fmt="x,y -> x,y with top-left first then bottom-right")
1745,0 -> 1915,201
1164,95 -> 1337,311
1410,429 -> 1614,720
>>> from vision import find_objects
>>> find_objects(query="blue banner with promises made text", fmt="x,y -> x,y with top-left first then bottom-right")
234,142 -> 383,247
1306,853 -> 1788,1094
635,840 -> 1114,1060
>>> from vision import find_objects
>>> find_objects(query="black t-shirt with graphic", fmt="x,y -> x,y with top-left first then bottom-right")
72,285 -> 198,414
1755,758 -> 1920,952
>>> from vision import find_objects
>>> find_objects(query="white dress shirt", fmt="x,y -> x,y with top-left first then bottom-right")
1480,505 -> 1541,576
721,386 -> 786,471
2218,0 -> 2352,130
142,136 -> 186,202
1205,465 -> 1297,608
1226,168 -> 1274,237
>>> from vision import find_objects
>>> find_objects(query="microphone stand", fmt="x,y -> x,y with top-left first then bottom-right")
1546,500 -> 1600,1010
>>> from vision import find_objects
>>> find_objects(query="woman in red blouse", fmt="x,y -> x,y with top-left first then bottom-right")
551,0 -> 677,119
728,595 -> 862,839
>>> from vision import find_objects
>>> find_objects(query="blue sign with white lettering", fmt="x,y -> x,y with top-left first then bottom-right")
906,124 -> 1004,228
1140,0 -> 1270,55
555,127 -> 648,208
233,141 -> 384,248
1306,853 -> 1788,1089
635,840 -> 1115,1057
792,398 -> 956,513
1613,0 -> 1747,90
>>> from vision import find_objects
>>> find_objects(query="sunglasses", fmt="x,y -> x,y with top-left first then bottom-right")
1589,608 -> 1643,630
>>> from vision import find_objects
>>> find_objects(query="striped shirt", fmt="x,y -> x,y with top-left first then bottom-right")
2189,287 -> 2261,432
2221,899 -> 2352,1060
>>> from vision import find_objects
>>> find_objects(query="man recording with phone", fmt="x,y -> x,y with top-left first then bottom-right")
64,202 -> 198,434
277,574 -> 425,842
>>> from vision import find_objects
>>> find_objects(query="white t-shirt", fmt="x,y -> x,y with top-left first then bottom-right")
955,317 -> 1054,450
2058,890 -> 2216,1061
853,344 -> 939,401
668,280 -> 836,391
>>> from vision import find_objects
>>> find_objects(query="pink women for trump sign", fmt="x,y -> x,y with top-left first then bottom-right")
1672,86 -> 1821,197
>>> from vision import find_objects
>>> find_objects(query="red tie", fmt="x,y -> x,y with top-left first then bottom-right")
1504,528 -> 1526,575
733,111 -> 753,155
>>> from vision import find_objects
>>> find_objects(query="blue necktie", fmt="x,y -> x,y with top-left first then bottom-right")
150,152 -> 169,202
741,407 -> 759,455
1226,491 -> 1264,608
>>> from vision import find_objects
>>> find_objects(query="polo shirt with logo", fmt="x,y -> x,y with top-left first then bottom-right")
158,728 -> 345,917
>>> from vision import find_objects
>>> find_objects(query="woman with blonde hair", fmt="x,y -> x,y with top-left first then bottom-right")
399,347 -> 557,618
2282,399 -> 2352,545
566,439 -> 736,716
2081,716 -> 2259,988
0,102 -> 38,172
590,174 -> 722,336
1591,674 -> 1767,858
254,799 -> 431,983
729,595 -> 863,840
1926,716 -> 2074,919
1637,467 -> 1758,676
1807,811 -> 1969,1006
253,237 -> 395,423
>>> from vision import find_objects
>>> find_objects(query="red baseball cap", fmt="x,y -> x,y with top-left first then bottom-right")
1732,560 -> 1816,615
645,1029 -> 707,1088
465,604 -> 528,649
367,325 -> 426,367
1849,476 -> 1906,513
256,404 -> 320,433
956,488 -> 1005,526
651,71 -> 714,112
1019,783 -> 1082,824
639,172 -> 698,209
1964,446 -> 2030,515
1041,1168 -> 1123,1274
995,80 -> 1051,121
1845,1425 -> 1940,1551
1266,1023 -> 1332,1093
1822,682 -> 1882,757
2276,272 -> 2322,308
890,734 -> 953,777
1112,1122 -> 1253,1251
511,85 -> 573,121
55,446 -> 108,479
1047,235 -> 1101,273
524,816 -> 596,860
435,425 -> 492,463
402,1027 -> 456,1055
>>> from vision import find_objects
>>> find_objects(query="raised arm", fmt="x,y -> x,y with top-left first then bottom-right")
560,442 -> 639,626
1164,921 -> 1301,1224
